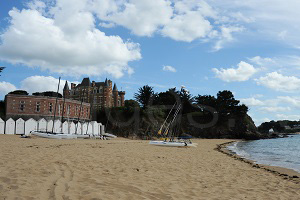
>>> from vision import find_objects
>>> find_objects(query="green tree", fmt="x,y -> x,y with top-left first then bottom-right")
134,85 -> 155,109
9,90 -> 29,95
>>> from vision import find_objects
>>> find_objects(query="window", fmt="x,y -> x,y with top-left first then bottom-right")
19,101 -> 25,111
68,105 -> 71,115
36,102 -> 40,112
49,103 -> 53,113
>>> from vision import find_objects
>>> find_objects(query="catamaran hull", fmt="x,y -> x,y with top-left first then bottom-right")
149,140 -> 197,147
31,131 -> 77,139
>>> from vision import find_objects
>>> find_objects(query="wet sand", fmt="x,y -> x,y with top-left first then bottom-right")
0,135 -> 299,199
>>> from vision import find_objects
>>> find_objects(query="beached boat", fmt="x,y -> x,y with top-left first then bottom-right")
31,131 -> 77,139
149,140 -> 197,147
149,99 -> 196,147
102,132 -> 117,138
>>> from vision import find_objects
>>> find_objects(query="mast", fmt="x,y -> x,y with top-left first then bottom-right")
157,102 -> 177,135
52,77 -> 61,134
75,98 -> 83,135
164,104 -> 181,139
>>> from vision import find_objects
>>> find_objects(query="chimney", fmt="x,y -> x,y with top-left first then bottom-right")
71,83 -> 76,89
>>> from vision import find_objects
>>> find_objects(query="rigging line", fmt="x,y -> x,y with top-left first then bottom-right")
86,92 -> 95,136
158,102 -> 177,135
164,104 -> 182,138
168,104 -> 181,139
60,88 -> 67,133
52,77 -> 61,134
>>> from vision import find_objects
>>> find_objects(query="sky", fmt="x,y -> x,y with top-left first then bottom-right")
0,0 -> 300,126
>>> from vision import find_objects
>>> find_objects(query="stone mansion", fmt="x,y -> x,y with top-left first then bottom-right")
63,77 -> 125,111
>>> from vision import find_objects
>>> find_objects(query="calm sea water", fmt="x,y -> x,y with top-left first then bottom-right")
227,134 -> 300,173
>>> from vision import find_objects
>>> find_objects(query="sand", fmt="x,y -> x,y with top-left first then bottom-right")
0,135 -> 299,200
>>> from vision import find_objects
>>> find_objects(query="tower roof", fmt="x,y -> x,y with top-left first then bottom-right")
104,78 -> 109,86
80,77 -> 91,86
113,83 -> 118,91
63,81 -> 69,90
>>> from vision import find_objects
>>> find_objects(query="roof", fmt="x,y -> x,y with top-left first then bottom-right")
79,78 -> 91,87
113,83 -> 118,91
63,81 -> 69,90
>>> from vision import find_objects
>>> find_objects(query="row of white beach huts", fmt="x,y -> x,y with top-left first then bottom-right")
0,118 -> 105,136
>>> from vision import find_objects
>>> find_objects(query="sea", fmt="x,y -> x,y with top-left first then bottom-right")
227,134 -> 300,173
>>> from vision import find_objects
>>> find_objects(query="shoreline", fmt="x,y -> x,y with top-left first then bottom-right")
215,140 -> 300,184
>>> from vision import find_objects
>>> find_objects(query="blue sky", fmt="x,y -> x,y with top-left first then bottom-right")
0,0 -> 300,125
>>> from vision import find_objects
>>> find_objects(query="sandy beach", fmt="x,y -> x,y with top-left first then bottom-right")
0,135 -> 299,200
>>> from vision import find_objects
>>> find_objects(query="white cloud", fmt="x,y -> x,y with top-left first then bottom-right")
275,114 -> 300,121
277,96 -> 300,108
101,0 -> 173,37
212,61 -> 258,82
209,1 -> 300,48
259,106 -> 291,113
161,10 -> 212,42
20,76 -> 78,95
248,56 -> 275,66
240,97 -> 264,106
213,26 -> 244,51
0,82 -> 17,97
0,1 -> 141,78
256,72 -> 300,92
163,65 -> 177,72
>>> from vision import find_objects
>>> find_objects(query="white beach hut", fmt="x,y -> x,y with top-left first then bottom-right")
15,118 -> 25,135
53,120 -> 61,133
47,120 -> 53,132
87,123 -> 93,135
5,118 -> 15,134
70,122 -> 76,135
25,118 -> 37,136
0,118 -> 4,134
62,121 -> 69,134
38,118 -> 47,132
91,121 -> 98,136
82,123 -> 88,135
75,122 -> 82,135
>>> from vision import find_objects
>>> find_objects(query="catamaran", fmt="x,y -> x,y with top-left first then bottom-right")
149,102 -> 197,147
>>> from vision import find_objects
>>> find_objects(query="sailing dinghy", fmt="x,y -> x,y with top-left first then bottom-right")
149,101 -> 197,147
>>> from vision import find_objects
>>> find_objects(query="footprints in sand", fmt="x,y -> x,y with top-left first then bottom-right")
41,161 -> 74,200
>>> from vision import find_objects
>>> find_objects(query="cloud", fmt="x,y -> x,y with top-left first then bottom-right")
163,65 -> 177,72
0,82 -> 17,98
0,1 -> 141,78
275,114 -> 300,121
277,96 -> 300,108
93,0 -> 243,47
212,61 -> 258,82
101,0 -> 173,37
212,26 -> 244,51
259,106 -> 291,113
248,56 -> 275,66
240,97 -> 264,106
209,0 -> 300,48
20,76 -> 79,95
161,10 -> 212,42
256,72 -> 300,92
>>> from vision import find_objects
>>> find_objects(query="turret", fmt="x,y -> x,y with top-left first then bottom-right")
113,83 -> 118,106
63,81 -> 70,98
119,91 -> 125,107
